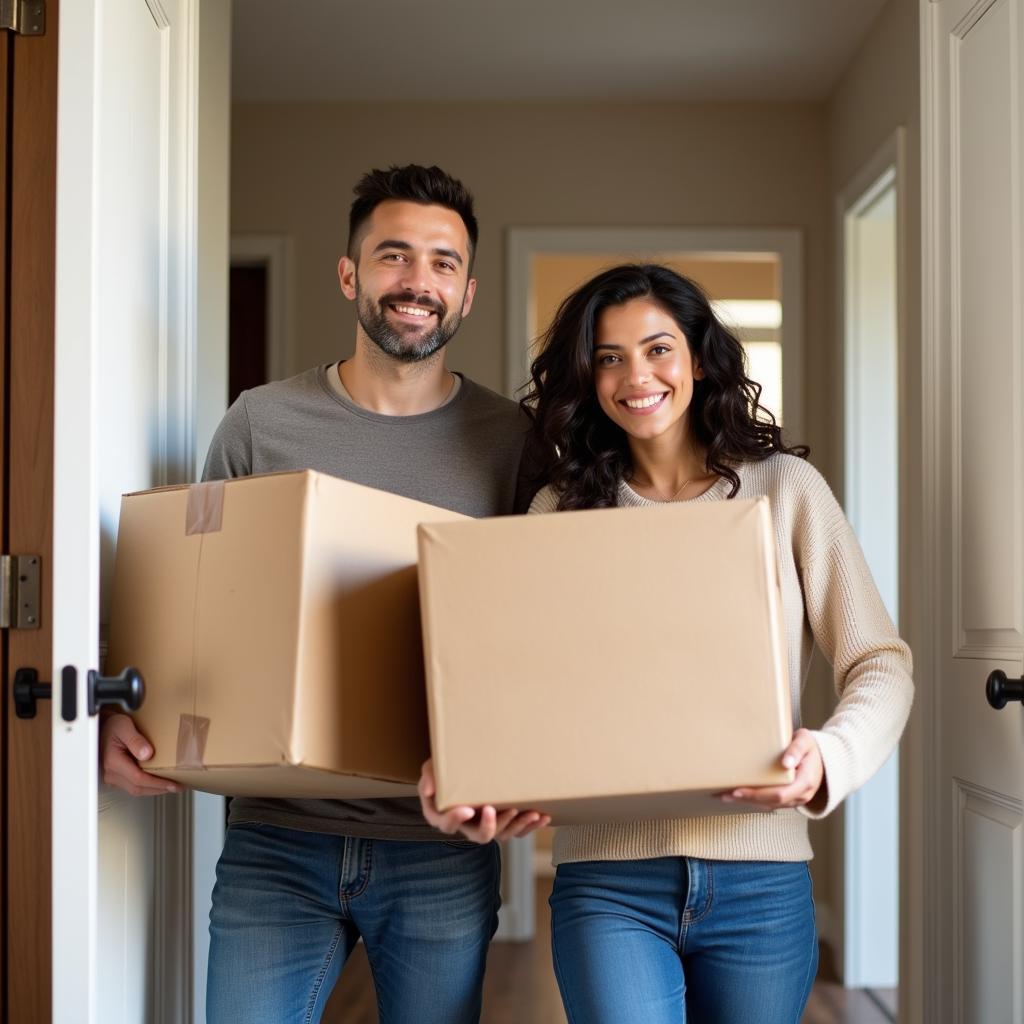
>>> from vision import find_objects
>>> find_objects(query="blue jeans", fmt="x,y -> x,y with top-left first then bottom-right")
550,857 -> 818,1024
206,823 -> 501,1024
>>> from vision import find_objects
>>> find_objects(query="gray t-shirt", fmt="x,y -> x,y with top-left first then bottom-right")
202,363 -> 529,840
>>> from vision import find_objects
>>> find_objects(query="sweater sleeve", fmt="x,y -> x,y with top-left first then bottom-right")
528,484 -> 559,514
201,393 -> 254,482
796,478 -> 914,819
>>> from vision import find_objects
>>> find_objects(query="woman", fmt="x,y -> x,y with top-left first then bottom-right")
420,263 -> 913,1023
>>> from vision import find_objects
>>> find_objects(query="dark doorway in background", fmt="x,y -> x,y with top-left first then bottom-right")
229,263 -> 269,404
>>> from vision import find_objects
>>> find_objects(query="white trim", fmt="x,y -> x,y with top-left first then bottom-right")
192,793 -> 227,1023
917,4 -> 944,1020
494,835 -> 536,942
52,1 -> 104,1017
836,128 -> 905,991
154,5 -> 200,1021
505,226 -> 804,444
154,793 -> 194,1024
230,234 -> 294,383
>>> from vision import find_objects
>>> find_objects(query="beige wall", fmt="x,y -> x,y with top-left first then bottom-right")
230,100 -> 828,445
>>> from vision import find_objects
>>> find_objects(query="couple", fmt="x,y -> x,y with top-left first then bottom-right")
100,164 -> 913,1023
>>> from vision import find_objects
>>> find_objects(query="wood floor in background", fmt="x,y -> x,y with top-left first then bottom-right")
324,877 -> 896,1023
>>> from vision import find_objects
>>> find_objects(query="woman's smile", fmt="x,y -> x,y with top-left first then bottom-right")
619,391 -> 669,414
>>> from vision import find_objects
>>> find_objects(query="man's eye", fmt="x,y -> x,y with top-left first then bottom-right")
436,262 -> 456,272
382,253 -> 406,262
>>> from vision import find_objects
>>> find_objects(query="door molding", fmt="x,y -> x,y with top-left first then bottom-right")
835,127 -> 905,989
917,1 -> 953,1019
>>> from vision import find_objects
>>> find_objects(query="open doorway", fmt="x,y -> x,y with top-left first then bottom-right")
839,131 -> 904,1020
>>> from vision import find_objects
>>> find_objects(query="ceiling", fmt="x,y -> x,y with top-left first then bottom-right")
232,0 -> 891,104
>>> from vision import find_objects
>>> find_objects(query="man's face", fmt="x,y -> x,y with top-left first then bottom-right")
338,200 -> 477,363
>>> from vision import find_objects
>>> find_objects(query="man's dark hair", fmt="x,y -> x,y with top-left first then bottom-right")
347,164 -> 478,268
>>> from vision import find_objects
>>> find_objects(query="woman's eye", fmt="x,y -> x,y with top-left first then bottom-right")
650,345 -> 670,356
596,354 -> 619,366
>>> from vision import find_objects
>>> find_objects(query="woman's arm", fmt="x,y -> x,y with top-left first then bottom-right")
724,461 -> 913,817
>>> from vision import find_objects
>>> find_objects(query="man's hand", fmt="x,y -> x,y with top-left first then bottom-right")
417,759 -> 551,843
100,713 -> 182,796
719,729 -> 825,810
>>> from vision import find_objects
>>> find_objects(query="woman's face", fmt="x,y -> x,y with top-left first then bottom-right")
592,297 -> 704,447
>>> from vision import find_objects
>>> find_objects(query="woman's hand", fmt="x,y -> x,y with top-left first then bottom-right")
417,759 -> 552,843
719,729 -> 825,810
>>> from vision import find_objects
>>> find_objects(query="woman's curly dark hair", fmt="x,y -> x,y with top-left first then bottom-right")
520,263 -> 808,510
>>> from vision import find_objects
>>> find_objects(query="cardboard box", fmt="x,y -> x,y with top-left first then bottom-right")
107,470 -> 465,798
418,496 -> 794,825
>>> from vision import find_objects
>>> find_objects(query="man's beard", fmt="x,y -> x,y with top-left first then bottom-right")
356,286 -> 464,363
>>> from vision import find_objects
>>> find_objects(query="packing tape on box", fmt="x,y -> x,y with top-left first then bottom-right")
185,480 -> 225,535
176,713 -> 210,770
179,482 -> 221,768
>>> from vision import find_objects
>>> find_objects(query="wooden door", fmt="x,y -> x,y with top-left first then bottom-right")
922,0 -> 1024,1019
3,5 -> 58,1021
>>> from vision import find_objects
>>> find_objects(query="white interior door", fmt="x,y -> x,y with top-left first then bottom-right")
52,1 -> 197,1020
923,0 -> 1024,1019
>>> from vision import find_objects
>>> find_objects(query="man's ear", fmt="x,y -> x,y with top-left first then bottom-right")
461,277 -> 477,317
338,256 -> 357,301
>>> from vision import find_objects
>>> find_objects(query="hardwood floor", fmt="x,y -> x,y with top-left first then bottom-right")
324,877 -> 896,1023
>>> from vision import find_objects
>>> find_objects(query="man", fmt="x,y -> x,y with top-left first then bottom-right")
100,165 -> 548,1023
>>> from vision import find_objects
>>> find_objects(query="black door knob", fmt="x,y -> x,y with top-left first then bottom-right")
87,667 -> 145,716
986,670 -> 1024,710
13,667 -> 51,719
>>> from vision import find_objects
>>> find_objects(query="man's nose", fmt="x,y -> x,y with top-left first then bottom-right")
399,256 -> 433,297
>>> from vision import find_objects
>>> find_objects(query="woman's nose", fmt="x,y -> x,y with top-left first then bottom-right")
626,360 -> 651,385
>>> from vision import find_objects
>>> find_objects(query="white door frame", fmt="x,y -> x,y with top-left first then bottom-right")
53,0 -> 199,1016
836,127 -> 906,988
505,226 -> 804,444
915,3 -> 949,1018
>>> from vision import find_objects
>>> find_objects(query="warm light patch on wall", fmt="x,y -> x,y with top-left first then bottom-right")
530,252 -> 784,424
711,299 -> 782,330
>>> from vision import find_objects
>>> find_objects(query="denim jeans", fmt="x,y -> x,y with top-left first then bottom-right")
206,823 -> 501,1024
550,857 -> 818,1024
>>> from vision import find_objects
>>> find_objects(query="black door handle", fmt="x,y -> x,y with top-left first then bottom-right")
13,667 -> 51,719
87,667 -> 145,716
986,670 -> 1024,710
12,665 -> 145,721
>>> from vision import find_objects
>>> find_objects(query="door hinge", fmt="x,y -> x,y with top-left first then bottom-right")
0,0 -> 44,36
1,555 -> 40,629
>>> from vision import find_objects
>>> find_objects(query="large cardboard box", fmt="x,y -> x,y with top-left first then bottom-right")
418,496 -> 794,824
107,470 -> 465,798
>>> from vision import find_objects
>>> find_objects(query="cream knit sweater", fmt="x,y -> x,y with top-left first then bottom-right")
528,453 -> 914,865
